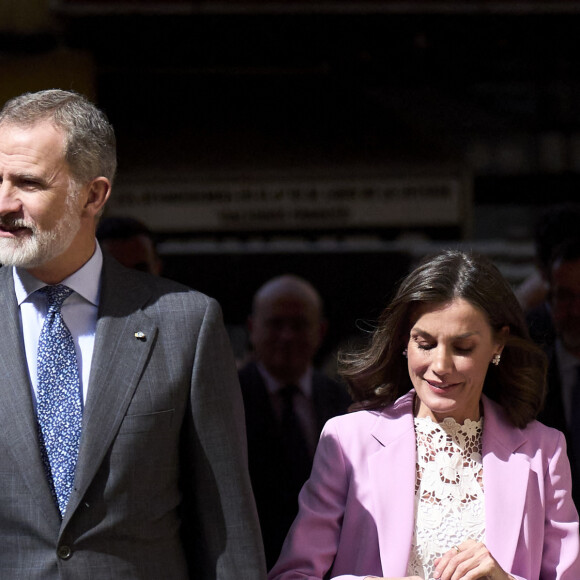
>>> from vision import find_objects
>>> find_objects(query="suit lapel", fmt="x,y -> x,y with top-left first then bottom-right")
481,396 -> 529,570
368,392 -> 416,575
0,267 -> 61,524
64,258 -> 158,523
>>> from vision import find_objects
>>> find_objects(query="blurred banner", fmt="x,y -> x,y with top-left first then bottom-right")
107,169 -> 472,237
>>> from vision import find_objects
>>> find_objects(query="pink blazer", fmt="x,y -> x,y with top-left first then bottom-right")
268,391 -> 580,580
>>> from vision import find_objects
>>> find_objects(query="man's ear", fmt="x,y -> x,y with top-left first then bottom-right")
84,177 -> 112,217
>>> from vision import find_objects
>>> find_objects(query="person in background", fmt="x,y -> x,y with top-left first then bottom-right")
239,274 -> 351,569
0,88 -> 265,579
97,215 -> 162,275
269,250 -> 580,580
529,238 -> 580,508
516,203 -> 580,312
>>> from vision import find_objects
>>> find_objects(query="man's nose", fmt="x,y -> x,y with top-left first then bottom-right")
279,323 -> 298,339
0,182 -> 22,215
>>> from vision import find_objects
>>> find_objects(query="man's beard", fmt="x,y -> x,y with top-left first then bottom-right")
0,195 -> 82,269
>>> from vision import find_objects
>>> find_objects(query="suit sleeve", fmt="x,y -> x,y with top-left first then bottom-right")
541,432 -> 580,580
180,297 -> 266,579
267,419 -> 367,580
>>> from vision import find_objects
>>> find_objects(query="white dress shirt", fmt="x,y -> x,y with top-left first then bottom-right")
14,244 -> 103,407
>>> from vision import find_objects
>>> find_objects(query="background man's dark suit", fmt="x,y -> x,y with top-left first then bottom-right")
528,302 -> 580,506
0,254 -> 265,579
525,236 -> 580,512
239,361 -> 350,569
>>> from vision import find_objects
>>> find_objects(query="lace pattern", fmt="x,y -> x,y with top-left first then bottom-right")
406,416 -> 485,580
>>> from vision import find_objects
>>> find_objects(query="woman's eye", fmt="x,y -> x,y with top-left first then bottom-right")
454,346 -> 473,354
417,343 -> 434,351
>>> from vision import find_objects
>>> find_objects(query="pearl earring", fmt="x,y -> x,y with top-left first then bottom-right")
492,353 -> 501,366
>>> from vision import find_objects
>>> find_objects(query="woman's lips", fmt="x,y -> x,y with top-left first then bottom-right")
426,379 -> 459,390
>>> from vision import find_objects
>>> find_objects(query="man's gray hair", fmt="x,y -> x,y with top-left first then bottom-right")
0,89 -> 117,186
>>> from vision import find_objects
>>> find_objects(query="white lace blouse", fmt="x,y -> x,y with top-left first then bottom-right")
406,415 -> 486,579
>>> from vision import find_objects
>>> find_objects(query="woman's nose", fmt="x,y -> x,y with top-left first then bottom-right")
431,346 -> 454,376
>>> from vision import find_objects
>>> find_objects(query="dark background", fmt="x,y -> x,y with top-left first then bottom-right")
4,1 -> 580,357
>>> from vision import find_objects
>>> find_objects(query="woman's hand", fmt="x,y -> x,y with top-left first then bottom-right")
363,577 -> 422,580
433,540 -> 515,580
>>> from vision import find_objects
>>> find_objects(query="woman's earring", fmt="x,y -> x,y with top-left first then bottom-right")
492,353 -> 501,366
403,348 -> 408,358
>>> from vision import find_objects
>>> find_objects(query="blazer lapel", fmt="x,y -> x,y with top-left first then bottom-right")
368,392 -> 417,575
0,267 -> 61,524
481,395 -> 529,571
63,258 -> 158,523
367,392 -> 530,575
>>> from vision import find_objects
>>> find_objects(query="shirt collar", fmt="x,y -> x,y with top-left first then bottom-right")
256,361 -> 313,398
13,242 -> 103,307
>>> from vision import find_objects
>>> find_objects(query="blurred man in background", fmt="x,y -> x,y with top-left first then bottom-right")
97,215 -> 162,275
529,238 -> 580,507
239,274 -> 351,568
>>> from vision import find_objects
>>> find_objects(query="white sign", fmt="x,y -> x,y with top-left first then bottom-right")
108,174 -> 471,234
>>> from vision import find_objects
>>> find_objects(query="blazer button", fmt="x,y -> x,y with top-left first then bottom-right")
57,545 -> 72,560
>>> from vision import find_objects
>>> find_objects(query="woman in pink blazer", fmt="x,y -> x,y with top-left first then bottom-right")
268,251 -> 580,580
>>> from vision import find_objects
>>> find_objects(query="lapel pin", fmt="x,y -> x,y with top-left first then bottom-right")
134,331 -> 146,341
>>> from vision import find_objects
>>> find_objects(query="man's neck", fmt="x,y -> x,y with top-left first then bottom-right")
25,241 -> 97,285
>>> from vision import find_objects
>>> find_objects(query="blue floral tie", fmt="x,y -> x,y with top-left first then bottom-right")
36,284 -> 82,516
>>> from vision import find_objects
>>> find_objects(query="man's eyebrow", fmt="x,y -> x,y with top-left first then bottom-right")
13,173 -> 48,185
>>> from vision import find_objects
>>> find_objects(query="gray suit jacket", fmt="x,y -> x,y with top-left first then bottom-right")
0,256 -> 266,579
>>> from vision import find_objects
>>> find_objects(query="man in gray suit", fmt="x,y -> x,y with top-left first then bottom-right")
0,89 -> 266,579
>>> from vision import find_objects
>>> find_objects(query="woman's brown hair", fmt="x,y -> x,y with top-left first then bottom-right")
340,250 -> 547,428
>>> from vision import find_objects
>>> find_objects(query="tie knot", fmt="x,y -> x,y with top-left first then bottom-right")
280,383 -> 300,401
39,284 -> 73,311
